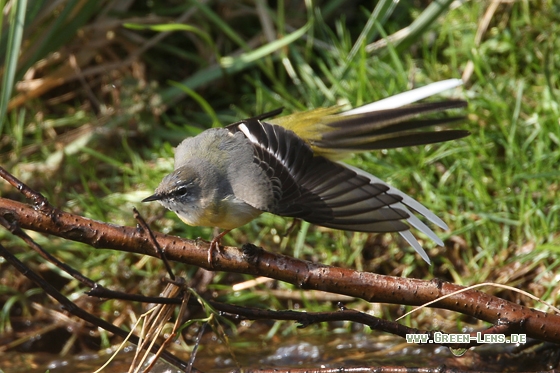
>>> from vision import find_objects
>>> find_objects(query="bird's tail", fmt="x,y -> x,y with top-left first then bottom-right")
270,79 -> 468,160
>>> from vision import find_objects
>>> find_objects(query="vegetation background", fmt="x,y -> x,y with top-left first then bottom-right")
0,0 -> 559,370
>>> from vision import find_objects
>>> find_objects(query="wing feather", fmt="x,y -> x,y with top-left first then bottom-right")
231,119 -> 411,233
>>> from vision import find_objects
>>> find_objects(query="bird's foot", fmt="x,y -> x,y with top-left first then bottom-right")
207,238 -> 220,268
207,229 -> 231,268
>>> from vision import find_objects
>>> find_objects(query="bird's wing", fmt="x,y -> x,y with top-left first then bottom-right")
229,118 -> 412,234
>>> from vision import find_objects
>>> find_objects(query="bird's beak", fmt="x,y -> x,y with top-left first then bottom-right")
142,193 -> 162,203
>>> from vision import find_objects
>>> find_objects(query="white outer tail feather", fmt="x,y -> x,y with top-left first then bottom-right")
342,79 -> 464,116
343,164 -> 444,264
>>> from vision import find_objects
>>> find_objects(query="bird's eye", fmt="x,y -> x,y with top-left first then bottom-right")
173,186 -> 189,198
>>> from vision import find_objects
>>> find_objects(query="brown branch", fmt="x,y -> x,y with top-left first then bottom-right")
1,195 -> 559,343
87,286 -> 519,350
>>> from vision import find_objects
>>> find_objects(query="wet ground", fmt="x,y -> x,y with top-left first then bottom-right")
2,331 -> 558,372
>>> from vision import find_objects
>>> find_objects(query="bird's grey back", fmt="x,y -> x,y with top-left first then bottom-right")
174,128 -> 275,210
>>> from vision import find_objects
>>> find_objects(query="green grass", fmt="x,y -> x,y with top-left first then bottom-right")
0,0 -> 559,358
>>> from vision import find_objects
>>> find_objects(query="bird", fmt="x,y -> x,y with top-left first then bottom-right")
142,79 -> 469,264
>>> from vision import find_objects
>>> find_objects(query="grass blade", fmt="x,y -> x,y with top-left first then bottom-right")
0,0 -> 27,135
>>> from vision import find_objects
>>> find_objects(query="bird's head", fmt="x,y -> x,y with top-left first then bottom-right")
142,166 -> 203,216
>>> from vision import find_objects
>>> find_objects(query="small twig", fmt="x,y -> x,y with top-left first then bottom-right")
0,214 -> 97,288
68,53 -> 102,114
0,166 -> 52,212
87,285 -> 184,304
133,207 -> 175,280
87,287 -> 517,350
187,321 -> 207,373
396,282 -> 560,320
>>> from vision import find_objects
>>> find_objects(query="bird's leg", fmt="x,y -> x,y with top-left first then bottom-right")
208,229 -> 231,268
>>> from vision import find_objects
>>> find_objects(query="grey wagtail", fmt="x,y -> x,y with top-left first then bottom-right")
142,80 -> 469,264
